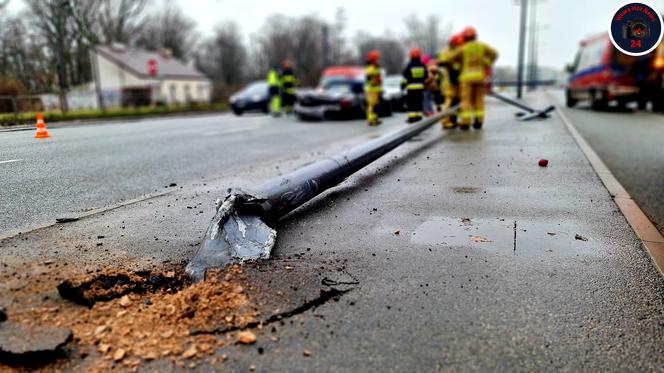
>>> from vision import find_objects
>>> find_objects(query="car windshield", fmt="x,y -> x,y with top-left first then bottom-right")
243,82 -> 267,95
320,76 -> 361,92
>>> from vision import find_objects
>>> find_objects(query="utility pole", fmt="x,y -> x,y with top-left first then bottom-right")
516,0 -> 528,99
322,25 -> 330,68
55,0 -> 70,113
527,0 -> 538,91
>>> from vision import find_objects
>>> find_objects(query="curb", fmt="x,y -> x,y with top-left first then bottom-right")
556,106 -> 664,277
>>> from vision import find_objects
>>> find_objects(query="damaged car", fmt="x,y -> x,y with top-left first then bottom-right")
294,66 -> 393,121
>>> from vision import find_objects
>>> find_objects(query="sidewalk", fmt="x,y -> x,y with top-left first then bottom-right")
1,93 -> 663,371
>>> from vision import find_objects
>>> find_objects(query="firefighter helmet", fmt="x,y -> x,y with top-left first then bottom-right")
409,48 -> 422,59
450,33 -> 465,47
462,26 -> 477,41
367,50 -> 380,63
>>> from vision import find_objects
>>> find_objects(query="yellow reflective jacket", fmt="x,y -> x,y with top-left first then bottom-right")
365,64 -> 383,93
281,68 -> 298,94
438,46 -> 462,92
450,41 -> 498,83
267,68 -> 280,88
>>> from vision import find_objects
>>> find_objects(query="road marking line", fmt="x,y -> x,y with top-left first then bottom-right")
556,105 -> 664,278
0,159 -> 22,165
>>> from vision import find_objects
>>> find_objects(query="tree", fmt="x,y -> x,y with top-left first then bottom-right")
257,14 -> 329,86
96,0 -> 148,44
356,32 -> 406,74
329,8 -> 355,66
403,14 -> 451,57
196,22 -> 247,86
135,0 -> 197,60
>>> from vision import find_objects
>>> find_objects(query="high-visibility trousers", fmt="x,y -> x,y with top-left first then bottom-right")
282,92 -> 296,112
442,83 -> 459,127
366,91 -> 380,123
406,88 -> 423,122
459,81 -> 485,126
270,93 -> 281,114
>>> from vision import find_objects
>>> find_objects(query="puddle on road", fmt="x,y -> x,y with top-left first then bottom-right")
411,217 -> 600,258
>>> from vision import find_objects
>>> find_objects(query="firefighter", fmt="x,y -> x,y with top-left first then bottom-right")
449,26 -> 498,130
365,50 -> 383,126
401,48 -> 427,123
438,33 -> 464,129
267,64 -> 281,116
424,57 -> 442,116
280,59 -> 298,114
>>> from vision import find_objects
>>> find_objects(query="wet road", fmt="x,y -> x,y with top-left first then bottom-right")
3,96 -> 662,371
0,113 -> 400,236
551,91 -> 664,234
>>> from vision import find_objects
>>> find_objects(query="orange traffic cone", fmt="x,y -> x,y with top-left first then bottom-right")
34,112 -> 50,139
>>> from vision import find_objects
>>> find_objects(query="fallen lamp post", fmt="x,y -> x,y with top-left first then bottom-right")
185,105 -> 460,281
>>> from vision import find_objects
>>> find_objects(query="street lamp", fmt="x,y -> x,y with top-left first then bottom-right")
516,0 -> 528,99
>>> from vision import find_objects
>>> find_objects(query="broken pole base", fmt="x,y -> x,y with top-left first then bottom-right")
489,92 -> 554,121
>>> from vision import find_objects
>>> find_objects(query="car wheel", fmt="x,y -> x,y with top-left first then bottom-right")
565,89 -> 577,108
232,108 -> 244,116
590,89 -> 607,110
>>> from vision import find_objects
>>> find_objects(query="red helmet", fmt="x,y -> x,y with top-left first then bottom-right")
462,26 -> 477,41
409,48 -> 422,59
367,50 -> 380,63
450,33 -> 465,47
282,59 -> 291,68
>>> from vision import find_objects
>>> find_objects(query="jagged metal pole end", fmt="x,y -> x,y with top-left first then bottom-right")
185,190 -> 277,282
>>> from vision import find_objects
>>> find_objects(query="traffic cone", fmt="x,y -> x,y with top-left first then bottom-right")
34,112 -> 50,139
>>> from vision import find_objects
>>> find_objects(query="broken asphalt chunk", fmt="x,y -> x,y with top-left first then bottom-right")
575,234 -> 589,241
0,321 -> 72,365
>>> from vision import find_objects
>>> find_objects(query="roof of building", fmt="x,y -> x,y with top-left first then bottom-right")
96,45 -> 208,80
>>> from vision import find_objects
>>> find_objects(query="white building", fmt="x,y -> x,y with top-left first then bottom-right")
91,44 -> 211,107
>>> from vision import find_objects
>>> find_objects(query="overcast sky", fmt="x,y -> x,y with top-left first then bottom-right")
6,0 -> 664,68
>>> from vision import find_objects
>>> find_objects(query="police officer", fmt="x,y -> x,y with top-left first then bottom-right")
438,33 -> 464,129
267,64 -> 281,117
280,59 -> 298,114
365,50 -> 383,126
449,27 -> 498,130
401,48 -> 427,123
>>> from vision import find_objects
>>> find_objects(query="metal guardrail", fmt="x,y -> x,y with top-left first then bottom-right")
185,105 -> 460,281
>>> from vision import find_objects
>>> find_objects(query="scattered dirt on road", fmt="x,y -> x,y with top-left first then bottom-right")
4,265 -> 254,371
0,260 -> 356,371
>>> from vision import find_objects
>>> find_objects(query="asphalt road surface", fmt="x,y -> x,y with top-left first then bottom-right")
550,91 -> 664,234
0,113 -> 401,236
2,97 -> 662,371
